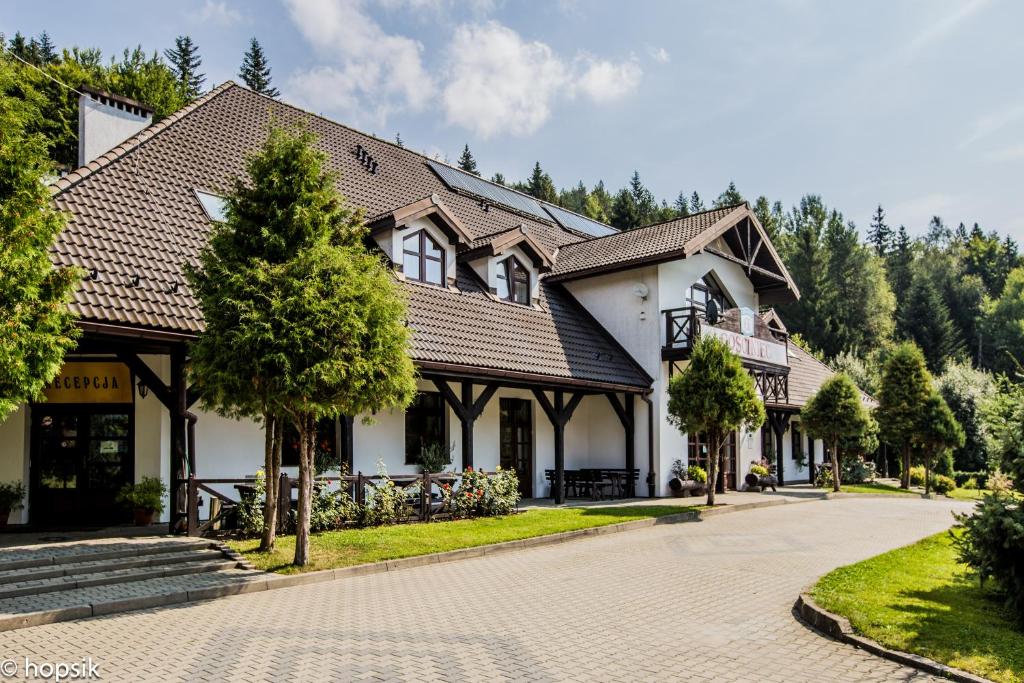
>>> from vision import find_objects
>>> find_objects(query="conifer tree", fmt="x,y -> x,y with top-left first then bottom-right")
690,191 -> 705,214
490,172 -> 506,186
801,374 -> 871,492
610,188 -> 639,230
713,181 -> 744,208
239,37 -> 279,98
866,204 -> 890,255
164,35 -> 204,100
0,58 -> 80,418
876,342 -> 932,488
394,132 -> 403,147
37,31 -> 57,65
525,161 -> 557,203
667,337 -> 765,505
674,191 -> 690,217
899,270 -> 963,372
629,171 -> 657,225
914,391 -> 964,495
752,196 -> 783,241
457,144 -> 479,176
187,125 -> 416,560
886,224 -> 913,302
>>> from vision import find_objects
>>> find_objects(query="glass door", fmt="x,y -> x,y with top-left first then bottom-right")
500,398 -> 533,498
31,407 -> 132,527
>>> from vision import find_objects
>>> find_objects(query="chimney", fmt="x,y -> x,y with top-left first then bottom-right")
78,85 -> 154,167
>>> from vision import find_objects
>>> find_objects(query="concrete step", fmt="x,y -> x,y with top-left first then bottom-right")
0,548 -> 229,586
0,539 -> 215,573
0,556 -> 239,600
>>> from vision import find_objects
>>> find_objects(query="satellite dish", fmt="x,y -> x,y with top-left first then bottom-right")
632,283 -> 649,300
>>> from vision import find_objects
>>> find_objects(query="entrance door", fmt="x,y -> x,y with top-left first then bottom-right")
689,432 -> 738,492
31,407 -> 133,527
499,398 -> 533,498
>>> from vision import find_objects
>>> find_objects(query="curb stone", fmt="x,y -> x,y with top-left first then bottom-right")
794,593 -> 992,683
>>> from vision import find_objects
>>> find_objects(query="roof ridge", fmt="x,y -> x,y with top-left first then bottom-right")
559,203 -> 746,250
51,81 -> 238,196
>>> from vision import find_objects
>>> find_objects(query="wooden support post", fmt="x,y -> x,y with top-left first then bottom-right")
169,347 -> 188,534
533,389 -> 585,504
421,472 -> 430,522
186,475 -> 198,537
277,473 -> 290,534
340,415 -> 354,473
433,378 -> 498,471
606,392 -> 637,497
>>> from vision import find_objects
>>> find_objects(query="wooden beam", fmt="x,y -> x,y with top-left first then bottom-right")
434,378 -> 499,470
705,246 -> 789,283
533,389 -> 586,503
117,352 -> 172,409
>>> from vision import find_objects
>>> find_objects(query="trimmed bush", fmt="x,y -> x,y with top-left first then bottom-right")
931,474 -> 956,495
954,471 -> 989,489
909,465 -> 926,487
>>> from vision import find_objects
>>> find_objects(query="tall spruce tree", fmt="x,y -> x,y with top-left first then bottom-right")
777,195 -> 828,344
490,172 -> 506,186
0,58 -> 80,418
164,35 -> 204,100
457,144 -> 479,176
866,204 -> 890,255
886,224 -> 913,302
37,31 -> 57,65
239,37 -> 279,97
689,191 -> 705,214
899,269 -> 963,372
713,181 -> 744,208
982,266 -> 1024,376
674,191 -> 691,217
752,196 -> 783,241
610,188 -> 640,230
629,171 -> 657,225
525,162 -> 557,203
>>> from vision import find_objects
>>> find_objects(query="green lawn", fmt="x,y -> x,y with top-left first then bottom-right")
812,532 -> 1024,683
231,505 -> 694,574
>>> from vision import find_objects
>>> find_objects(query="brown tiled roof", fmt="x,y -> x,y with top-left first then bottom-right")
547,205 -> 743,281
49,82 -> 650,390
773,342 -> 876,410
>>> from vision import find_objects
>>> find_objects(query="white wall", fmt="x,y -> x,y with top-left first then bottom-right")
0,407 -> 30,524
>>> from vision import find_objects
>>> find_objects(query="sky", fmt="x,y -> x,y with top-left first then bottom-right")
4,0 -> 1024,240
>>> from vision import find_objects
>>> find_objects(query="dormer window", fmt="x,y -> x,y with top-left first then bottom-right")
496,256 -> 530,304
403,230 -> 444,286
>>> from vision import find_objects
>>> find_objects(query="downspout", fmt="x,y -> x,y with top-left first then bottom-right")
185,411 -> 197,475
641,394 -> 655,498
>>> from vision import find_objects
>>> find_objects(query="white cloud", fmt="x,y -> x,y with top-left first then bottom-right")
577,57 -> 642,104
442,21 -> 642,138
284,0 -> 434,124
648,46 -> 670,64
900,0 -> 991,60
192,0 -> 243,26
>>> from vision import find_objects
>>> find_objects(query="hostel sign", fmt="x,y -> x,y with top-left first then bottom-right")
43,362 -> 133,404
703,327 -> 788,366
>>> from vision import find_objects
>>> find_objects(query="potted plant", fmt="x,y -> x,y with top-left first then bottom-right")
418,441 -> 454,474
686,465 -> 708,496
746,463 -> 769,491
116,476 -> 167,526
668,459 -> 689,496
0,482 -> 26,530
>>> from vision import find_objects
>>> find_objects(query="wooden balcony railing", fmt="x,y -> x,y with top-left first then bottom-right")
663,306 -> 703,351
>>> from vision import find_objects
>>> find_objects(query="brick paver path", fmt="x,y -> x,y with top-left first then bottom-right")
0,497 -> 972,681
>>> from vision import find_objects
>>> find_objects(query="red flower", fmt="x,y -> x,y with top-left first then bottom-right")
465,466 -> 473,472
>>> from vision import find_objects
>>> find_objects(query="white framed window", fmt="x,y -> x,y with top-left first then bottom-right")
496,256 -> 530,304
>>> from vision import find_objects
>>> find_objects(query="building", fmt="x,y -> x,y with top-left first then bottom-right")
0,83 -> 854,530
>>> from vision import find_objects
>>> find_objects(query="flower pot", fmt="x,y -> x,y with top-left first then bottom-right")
744,472 -> 760,489
132,507 -> 157,527
668,477 -> 685,497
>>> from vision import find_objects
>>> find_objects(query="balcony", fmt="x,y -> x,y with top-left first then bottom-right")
662,306 -> 791,404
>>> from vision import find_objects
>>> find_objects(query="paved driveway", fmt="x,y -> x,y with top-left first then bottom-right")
0,497 -> 972,682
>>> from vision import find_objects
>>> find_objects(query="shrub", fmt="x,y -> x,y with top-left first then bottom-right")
953,494 -> 1024,626
962,476 -> 979,490
116,477 -> 167,514
361,460 -> 409,526
909,466 -> 926,487
442,466 -> 520,519
0,481 -> 27,512
237,470 -> 266,536
988,469 -> 1013,493
931,474 -> 956,495
841,456 -> 876,484
815,466 -> 834,489
687,465 -> 708,484
954,470 -> 988,489
418,441 -> 453,473
309,480 -> 357,532
485,466 -> 521,516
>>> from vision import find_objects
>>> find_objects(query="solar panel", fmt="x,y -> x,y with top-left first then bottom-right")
426,160 -> 551,223
542,204 -> 618,237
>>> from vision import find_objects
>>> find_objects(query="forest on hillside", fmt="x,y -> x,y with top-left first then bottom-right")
4,29 -> 1023,478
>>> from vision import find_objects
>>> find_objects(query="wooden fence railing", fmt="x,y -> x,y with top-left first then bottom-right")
183,470 -> 499,537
